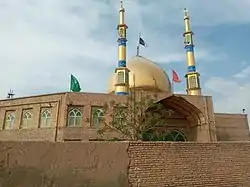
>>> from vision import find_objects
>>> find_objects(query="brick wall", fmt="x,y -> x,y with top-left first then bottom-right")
214,113 -> 250,141
1,92 -> 249,142
128,142 -> 250,187
0,141 -> 250,187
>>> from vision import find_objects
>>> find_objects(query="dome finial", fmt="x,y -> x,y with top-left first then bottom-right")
184,8 -> 189,18
120,0 -> 123,9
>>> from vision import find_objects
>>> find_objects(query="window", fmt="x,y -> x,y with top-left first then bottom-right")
164,130 -> 186,141
142,129 -> 187,142
4,113 -> 15,130
117,71 -> 125,84
125,72 -> 129,83
67,108 -> 82,127
184,34 -> 192,44
114,108 -> 126,126
189,76 -> 197,88
118,27 -> 126,38
40,109 -> 52,127
22,111 -> 33,129
92,108 -> 105,128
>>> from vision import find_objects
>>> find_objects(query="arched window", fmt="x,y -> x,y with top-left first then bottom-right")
4,113 -> 15,130
164,130 -> 187,141
92,108 -> 105,128
68,108 -> 82,127
114,110 -> 126,125
22,111 -> 33,129
40,109 -> 52,127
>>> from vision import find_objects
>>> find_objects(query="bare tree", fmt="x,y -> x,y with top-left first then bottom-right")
93,91 -> 168,141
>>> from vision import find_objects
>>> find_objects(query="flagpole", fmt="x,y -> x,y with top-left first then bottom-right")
152,76 -> 157,93
133,73 -> 136,99
136,45 -> 139,56
171,70 -> 174,94
69,74 -> 71,92
136,32 -> 141,56
172,80 -> 174,94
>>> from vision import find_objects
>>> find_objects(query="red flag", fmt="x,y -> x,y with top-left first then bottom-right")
172,70 -> 181,83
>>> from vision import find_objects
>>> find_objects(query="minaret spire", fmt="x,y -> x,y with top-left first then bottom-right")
183,8 -> 201,96
114,0 -> 130,95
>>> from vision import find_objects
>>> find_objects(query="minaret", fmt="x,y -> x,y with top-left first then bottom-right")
183,8 -> 201,96
114,0 -> 130,95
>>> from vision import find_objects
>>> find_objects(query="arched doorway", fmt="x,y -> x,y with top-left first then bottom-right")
142,95 -> 209,142
157,95 -> 207,142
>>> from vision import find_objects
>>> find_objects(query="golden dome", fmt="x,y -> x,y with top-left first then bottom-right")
108,56 -> 172,93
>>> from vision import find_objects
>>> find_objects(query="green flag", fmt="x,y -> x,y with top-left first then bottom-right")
70,74 -> 81,92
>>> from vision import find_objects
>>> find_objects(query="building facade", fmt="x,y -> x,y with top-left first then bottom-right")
0,90 -> 249,142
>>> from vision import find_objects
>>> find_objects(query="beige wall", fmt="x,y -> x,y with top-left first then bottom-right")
0,141 -> 250,187
215,113 -> 250,141
0,141 -> 129,187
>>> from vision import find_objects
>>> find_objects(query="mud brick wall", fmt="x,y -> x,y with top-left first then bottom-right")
0,141 -> 250,187
128,142 -> 250,187
0,141 -> 130,187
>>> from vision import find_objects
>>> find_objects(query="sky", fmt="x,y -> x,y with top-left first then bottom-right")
0,0 -> 250,120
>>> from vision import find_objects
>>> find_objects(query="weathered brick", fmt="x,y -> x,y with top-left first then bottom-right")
128,142 -> 250,187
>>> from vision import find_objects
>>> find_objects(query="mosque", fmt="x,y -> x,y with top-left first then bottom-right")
0,2 -> 249,142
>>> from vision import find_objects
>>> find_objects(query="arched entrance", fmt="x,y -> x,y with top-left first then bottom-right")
158,95 -> 208,142
143,95 -> 209,142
